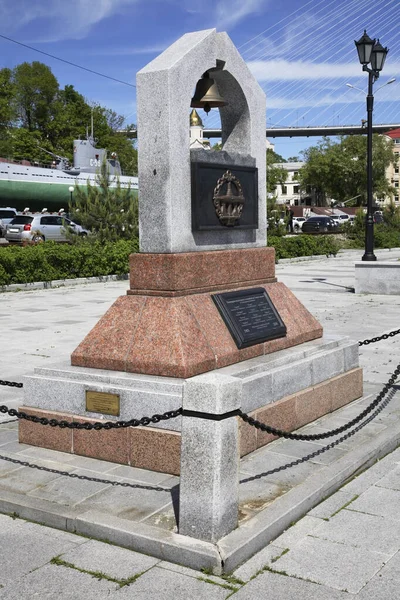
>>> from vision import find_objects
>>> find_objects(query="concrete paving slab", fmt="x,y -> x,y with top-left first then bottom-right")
0,516 -> 85,587
232,543 -> 286,582
116,565 -> 230,599
0,563 -> 118,600
356,551 -> 400,600
268,438 -> 347,465
234,570 -> 352,599
273,535 -> 390,594
75,482 -> 174,523
272,515 -> 323,548
374,464 -> 400,491
240,447 -> 321,485
58,538 -> 160,580
0,464 -> 73,494
341,452 -> 400,495
349,486 -> 400,521
313,509 -> 400,554
27,468 -> 117,506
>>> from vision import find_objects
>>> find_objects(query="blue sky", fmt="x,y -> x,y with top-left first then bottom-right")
1,0 -> 399,159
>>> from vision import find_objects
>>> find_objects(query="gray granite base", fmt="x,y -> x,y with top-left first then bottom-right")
355,262 -> 400,294
23,335 -> 359,428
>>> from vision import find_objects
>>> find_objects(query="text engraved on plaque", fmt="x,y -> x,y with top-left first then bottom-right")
86,391 -> 120,417
212,288 -> 287,349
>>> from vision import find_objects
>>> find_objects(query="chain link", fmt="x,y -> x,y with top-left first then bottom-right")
359,328 -> 400,346
0,405 -> 182,429
0,380 -> 23,388
239,362 -> 400,442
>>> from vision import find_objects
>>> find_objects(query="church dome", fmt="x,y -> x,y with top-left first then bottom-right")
190,109 -> 203,127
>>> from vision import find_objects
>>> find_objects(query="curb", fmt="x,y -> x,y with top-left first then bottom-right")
0,273 -> 129,293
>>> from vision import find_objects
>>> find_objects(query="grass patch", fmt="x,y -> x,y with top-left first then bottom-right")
50,556 -> 145,588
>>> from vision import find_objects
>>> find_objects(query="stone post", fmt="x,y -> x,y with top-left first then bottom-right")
179,373 -> 242,542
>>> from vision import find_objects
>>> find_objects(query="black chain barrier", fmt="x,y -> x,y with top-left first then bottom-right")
359,327 -> 400,346
0,405 -> 182,429
0,380 -> 23,388
239,361 -> 400,441
240,385 -> 397,484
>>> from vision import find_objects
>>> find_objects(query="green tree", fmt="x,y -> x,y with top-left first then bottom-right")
299,135 -> 395,207
267,164 -> 288,195
266,148 -> 286,164
266,148 -> 288,195
10,128 -> 52,163
267,196 -> 287,236
383,199 -> 400,228
13,62 -> 59,133
0,68 -> 16,130
0,67 -> 17,157
68,160 -> 138,243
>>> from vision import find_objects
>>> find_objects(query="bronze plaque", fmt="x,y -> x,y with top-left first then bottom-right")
86,391 -> 120,416
191,161 -> 258,231
212,288 -> 286,349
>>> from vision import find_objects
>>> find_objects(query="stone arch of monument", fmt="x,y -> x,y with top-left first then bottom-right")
136,29 -> 266,253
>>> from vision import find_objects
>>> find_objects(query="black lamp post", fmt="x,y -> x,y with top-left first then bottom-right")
354,30 -> 389,261
68,186 -> 74,207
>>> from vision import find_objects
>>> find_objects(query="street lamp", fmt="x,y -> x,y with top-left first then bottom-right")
68,186 -> 74,206
354,30 -> 389,261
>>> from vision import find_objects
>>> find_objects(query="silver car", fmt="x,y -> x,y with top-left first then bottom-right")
0,207 -> 18,237
5,213 -> 87,244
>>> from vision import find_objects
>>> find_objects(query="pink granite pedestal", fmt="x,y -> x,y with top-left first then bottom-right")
71,247 -> 323,378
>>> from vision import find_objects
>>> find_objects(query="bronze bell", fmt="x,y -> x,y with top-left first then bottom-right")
191,72 -> 227,114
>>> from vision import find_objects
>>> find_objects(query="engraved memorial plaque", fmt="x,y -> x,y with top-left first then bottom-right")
86,391 -> 120,416
212,288 -> 286,349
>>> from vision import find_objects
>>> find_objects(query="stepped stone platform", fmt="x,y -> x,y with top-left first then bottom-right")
21,335 -> 362,474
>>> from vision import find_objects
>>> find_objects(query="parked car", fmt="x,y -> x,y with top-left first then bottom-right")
5,213 -> 88,244
338,214 -> 350,223
0,207 -> 18,237
292,216 -> 306,232
330,215 -> 341,227
302,216 -> 337,234
374,212 -> 384,224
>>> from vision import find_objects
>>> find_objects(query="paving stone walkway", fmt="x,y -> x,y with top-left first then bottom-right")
1,248 -> 400,598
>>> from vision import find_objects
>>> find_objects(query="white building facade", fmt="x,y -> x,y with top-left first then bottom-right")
271,162 -> 306,206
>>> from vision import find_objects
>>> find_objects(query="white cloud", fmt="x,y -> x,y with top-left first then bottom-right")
214,0 -> 268,30
180,0 -> 268,30
0,0 -> 138,42
248,59 -> 360,81
93,43 -> 169,57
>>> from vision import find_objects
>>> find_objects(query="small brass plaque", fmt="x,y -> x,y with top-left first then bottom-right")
86,391 -> 120,416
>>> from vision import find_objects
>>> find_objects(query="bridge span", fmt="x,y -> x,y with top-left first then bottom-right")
119,123 -> 400,139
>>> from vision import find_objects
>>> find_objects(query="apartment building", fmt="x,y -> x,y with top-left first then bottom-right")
385,128 -> 400,205
271,162 -> 309,206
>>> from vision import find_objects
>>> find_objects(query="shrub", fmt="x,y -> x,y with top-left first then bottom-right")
0,239 -> 139,286
268,234 -> 339,261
